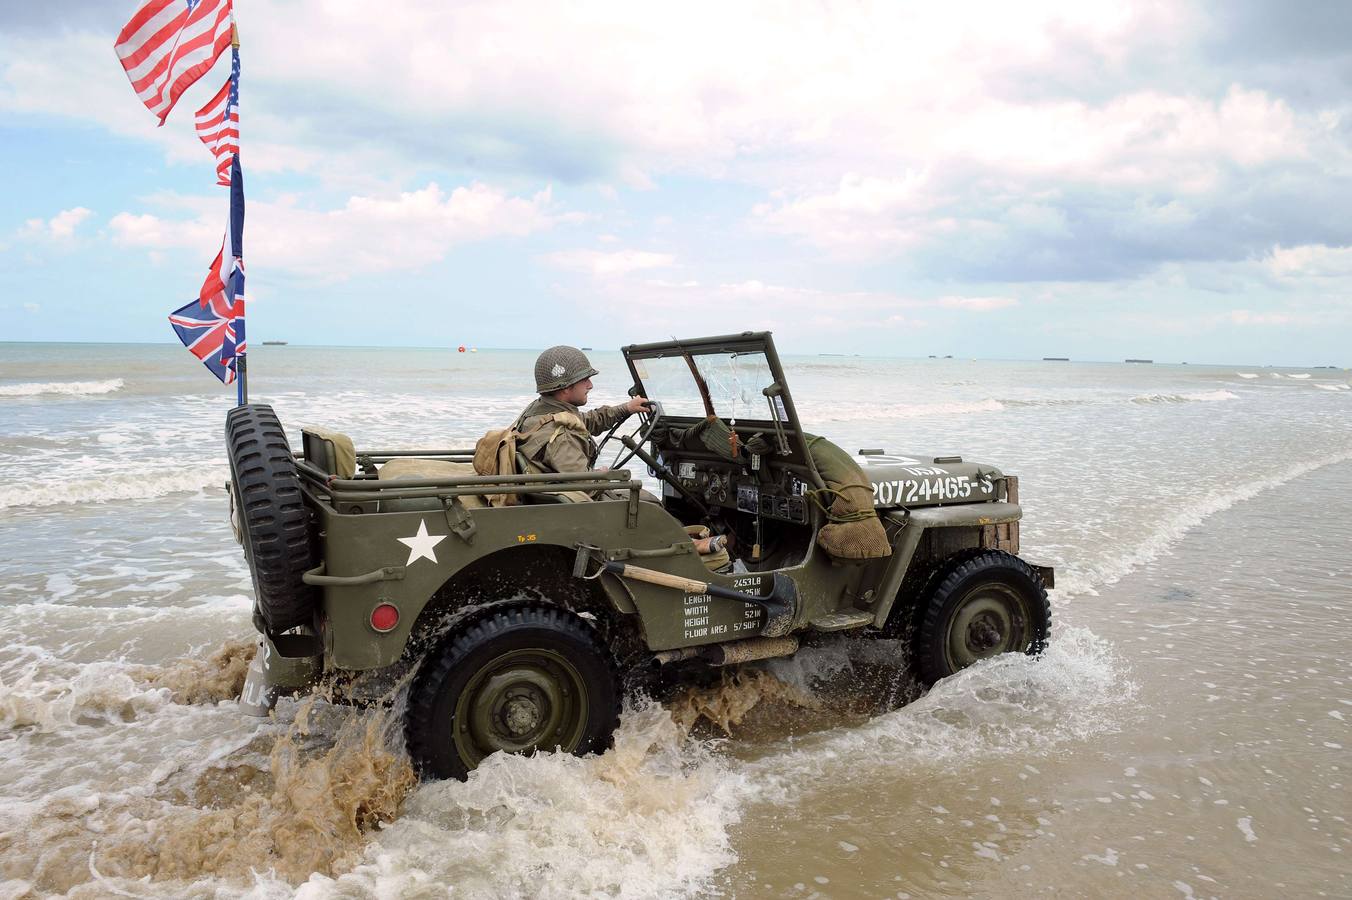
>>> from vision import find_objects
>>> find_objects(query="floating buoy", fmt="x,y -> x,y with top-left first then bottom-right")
457,345 -> 466,353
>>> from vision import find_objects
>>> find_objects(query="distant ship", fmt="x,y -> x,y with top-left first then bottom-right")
1125,358 -> 1152,364
262,340 -> 288,346
1043,357 -> 1069,361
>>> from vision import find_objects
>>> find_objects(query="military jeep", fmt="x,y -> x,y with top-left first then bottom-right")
227,332 -> 1052,779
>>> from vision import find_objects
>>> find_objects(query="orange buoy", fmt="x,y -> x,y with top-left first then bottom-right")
457,345 -> 466,353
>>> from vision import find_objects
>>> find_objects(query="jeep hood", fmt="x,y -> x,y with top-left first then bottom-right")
856,453 -> 1005,509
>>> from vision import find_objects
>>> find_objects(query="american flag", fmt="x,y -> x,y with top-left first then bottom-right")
194,48 -> 240,186
115,0 -> 234,124
168,292 -> 244,384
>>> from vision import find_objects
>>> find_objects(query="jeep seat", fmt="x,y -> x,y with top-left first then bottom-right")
377,458 -> 489,510
302,428 -> 356,479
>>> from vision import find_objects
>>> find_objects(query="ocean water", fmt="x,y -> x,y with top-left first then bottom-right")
0,342 -> 1348,898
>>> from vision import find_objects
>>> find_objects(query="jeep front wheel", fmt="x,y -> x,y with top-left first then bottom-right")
407,606 -> 621,780
914,550 -> 1051,686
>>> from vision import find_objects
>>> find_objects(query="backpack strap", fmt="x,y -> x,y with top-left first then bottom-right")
544,411 -> 589,445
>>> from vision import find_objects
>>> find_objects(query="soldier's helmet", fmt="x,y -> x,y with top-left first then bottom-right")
534,345 -> 599,393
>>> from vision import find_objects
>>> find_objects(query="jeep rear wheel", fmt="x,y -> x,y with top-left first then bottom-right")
914,550 -> 1051,685
225,403 -> 319,637
407,605 -> 621,780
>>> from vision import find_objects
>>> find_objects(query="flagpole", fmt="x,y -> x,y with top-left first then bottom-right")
232,21 -> 248,408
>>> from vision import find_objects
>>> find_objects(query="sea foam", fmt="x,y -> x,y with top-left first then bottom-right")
307,702 -> 747,900
1054,449 -> 1352,599
1130,390 -> 1238,404
0,467 -> 226,510
0,378 -> 124,397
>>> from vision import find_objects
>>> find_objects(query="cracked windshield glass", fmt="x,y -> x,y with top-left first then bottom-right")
634,351 -> 775,421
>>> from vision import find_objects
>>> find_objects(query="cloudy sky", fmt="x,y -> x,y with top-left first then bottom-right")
1,0 -> 1349,364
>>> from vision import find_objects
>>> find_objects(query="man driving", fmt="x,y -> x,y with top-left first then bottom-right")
517,345 -> 728,561
515,345 -> 650,475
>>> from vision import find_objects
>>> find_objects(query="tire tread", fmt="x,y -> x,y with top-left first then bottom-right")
406,603 -> 621,780
225,404 -> 319,634
914,549 -> 1051,686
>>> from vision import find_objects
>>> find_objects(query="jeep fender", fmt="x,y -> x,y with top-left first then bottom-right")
871,502 -> 1022,628
397,543 -> 638,653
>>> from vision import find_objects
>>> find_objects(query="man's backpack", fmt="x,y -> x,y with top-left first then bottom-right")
473,413 -> 589,506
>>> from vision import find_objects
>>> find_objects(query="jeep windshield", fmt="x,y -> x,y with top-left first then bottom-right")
629,349 -> 776,421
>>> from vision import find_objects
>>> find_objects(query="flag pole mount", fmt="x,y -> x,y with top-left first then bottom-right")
233,20 -> 245,408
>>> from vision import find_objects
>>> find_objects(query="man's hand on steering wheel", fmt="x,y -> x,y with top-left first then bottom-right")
596,396 -> 659,471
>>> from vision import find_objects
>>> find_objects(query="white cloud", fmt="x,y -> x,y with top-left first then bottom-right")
4,0 -> 1352,312
0,33 -> 204,162
937,296 -> 1018,311
1227,310 -> 1293,326
544,249 -> 675,276
549,269 -> 1033,345
885,313 -> 927,329
20,207 -> 92,240
0,2 -> 1259,190
754,83 -> 1319,259
754,172 -> 939,258
600,280 -> 909,341
110,183 -> 567,279
933,86 -> 1306,186
107,211 -> 216,251
1266,244 -> 1352,279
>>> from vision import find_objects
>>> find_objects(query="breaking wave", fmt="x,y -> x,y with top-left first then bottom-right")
750,626 -> 1133,783
0,662 -> 174,732
1054,449 -> 1352,598
798,398 -> 1006,421
1130,390 -> 1238,404
0,641 -> 253,733
0,467 -> 226,510
0,378 -> 124,397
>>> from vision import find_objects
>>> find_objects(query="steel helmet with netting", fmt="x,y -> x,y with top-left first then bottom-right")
534,345 -> 599,393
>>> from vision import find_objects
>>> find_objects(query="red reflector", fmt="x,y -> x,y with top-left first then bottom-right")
370,603 -> 399,632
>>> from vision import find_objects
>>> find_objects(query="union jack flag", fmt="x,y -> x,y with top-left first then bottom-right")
220,265 -> 246,379
194,47 -> 240,186
168,292 -> 243,384
115,0 -> 234,124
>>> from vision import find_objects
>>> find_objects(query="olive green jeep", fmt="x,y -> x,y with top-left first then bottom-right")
227,332 -> 1053,779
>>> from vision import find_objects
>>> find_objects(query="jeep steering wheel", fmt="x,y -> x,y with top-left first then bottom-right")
596,401 -> 660,473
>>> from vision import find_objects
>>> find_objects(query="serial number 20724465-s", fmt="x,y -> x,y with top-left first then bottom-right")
872,474 -> 993,505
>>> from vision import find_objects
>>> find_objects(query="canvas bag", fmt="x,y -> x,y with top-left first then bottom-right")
473,412 -> 590,506
804,434 -> 893,560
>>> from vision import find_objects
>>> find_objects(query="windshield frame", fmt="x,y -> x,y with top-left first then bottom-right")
620,333 -> 817,480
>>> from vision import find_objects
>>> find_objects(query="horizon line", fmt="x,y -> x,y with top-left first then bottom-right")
0,339 -> 1344,370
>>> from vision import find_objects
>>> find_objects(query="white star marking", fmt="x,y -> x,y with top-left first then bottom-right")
397,519 -> 447,566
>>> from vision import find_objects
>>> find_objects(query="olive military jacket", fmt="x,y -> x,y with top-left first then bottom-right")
515,395 -> 632,474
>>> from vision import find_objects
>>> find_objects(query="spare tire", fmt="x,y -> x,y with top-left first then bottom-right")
225,403 -> 319,637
